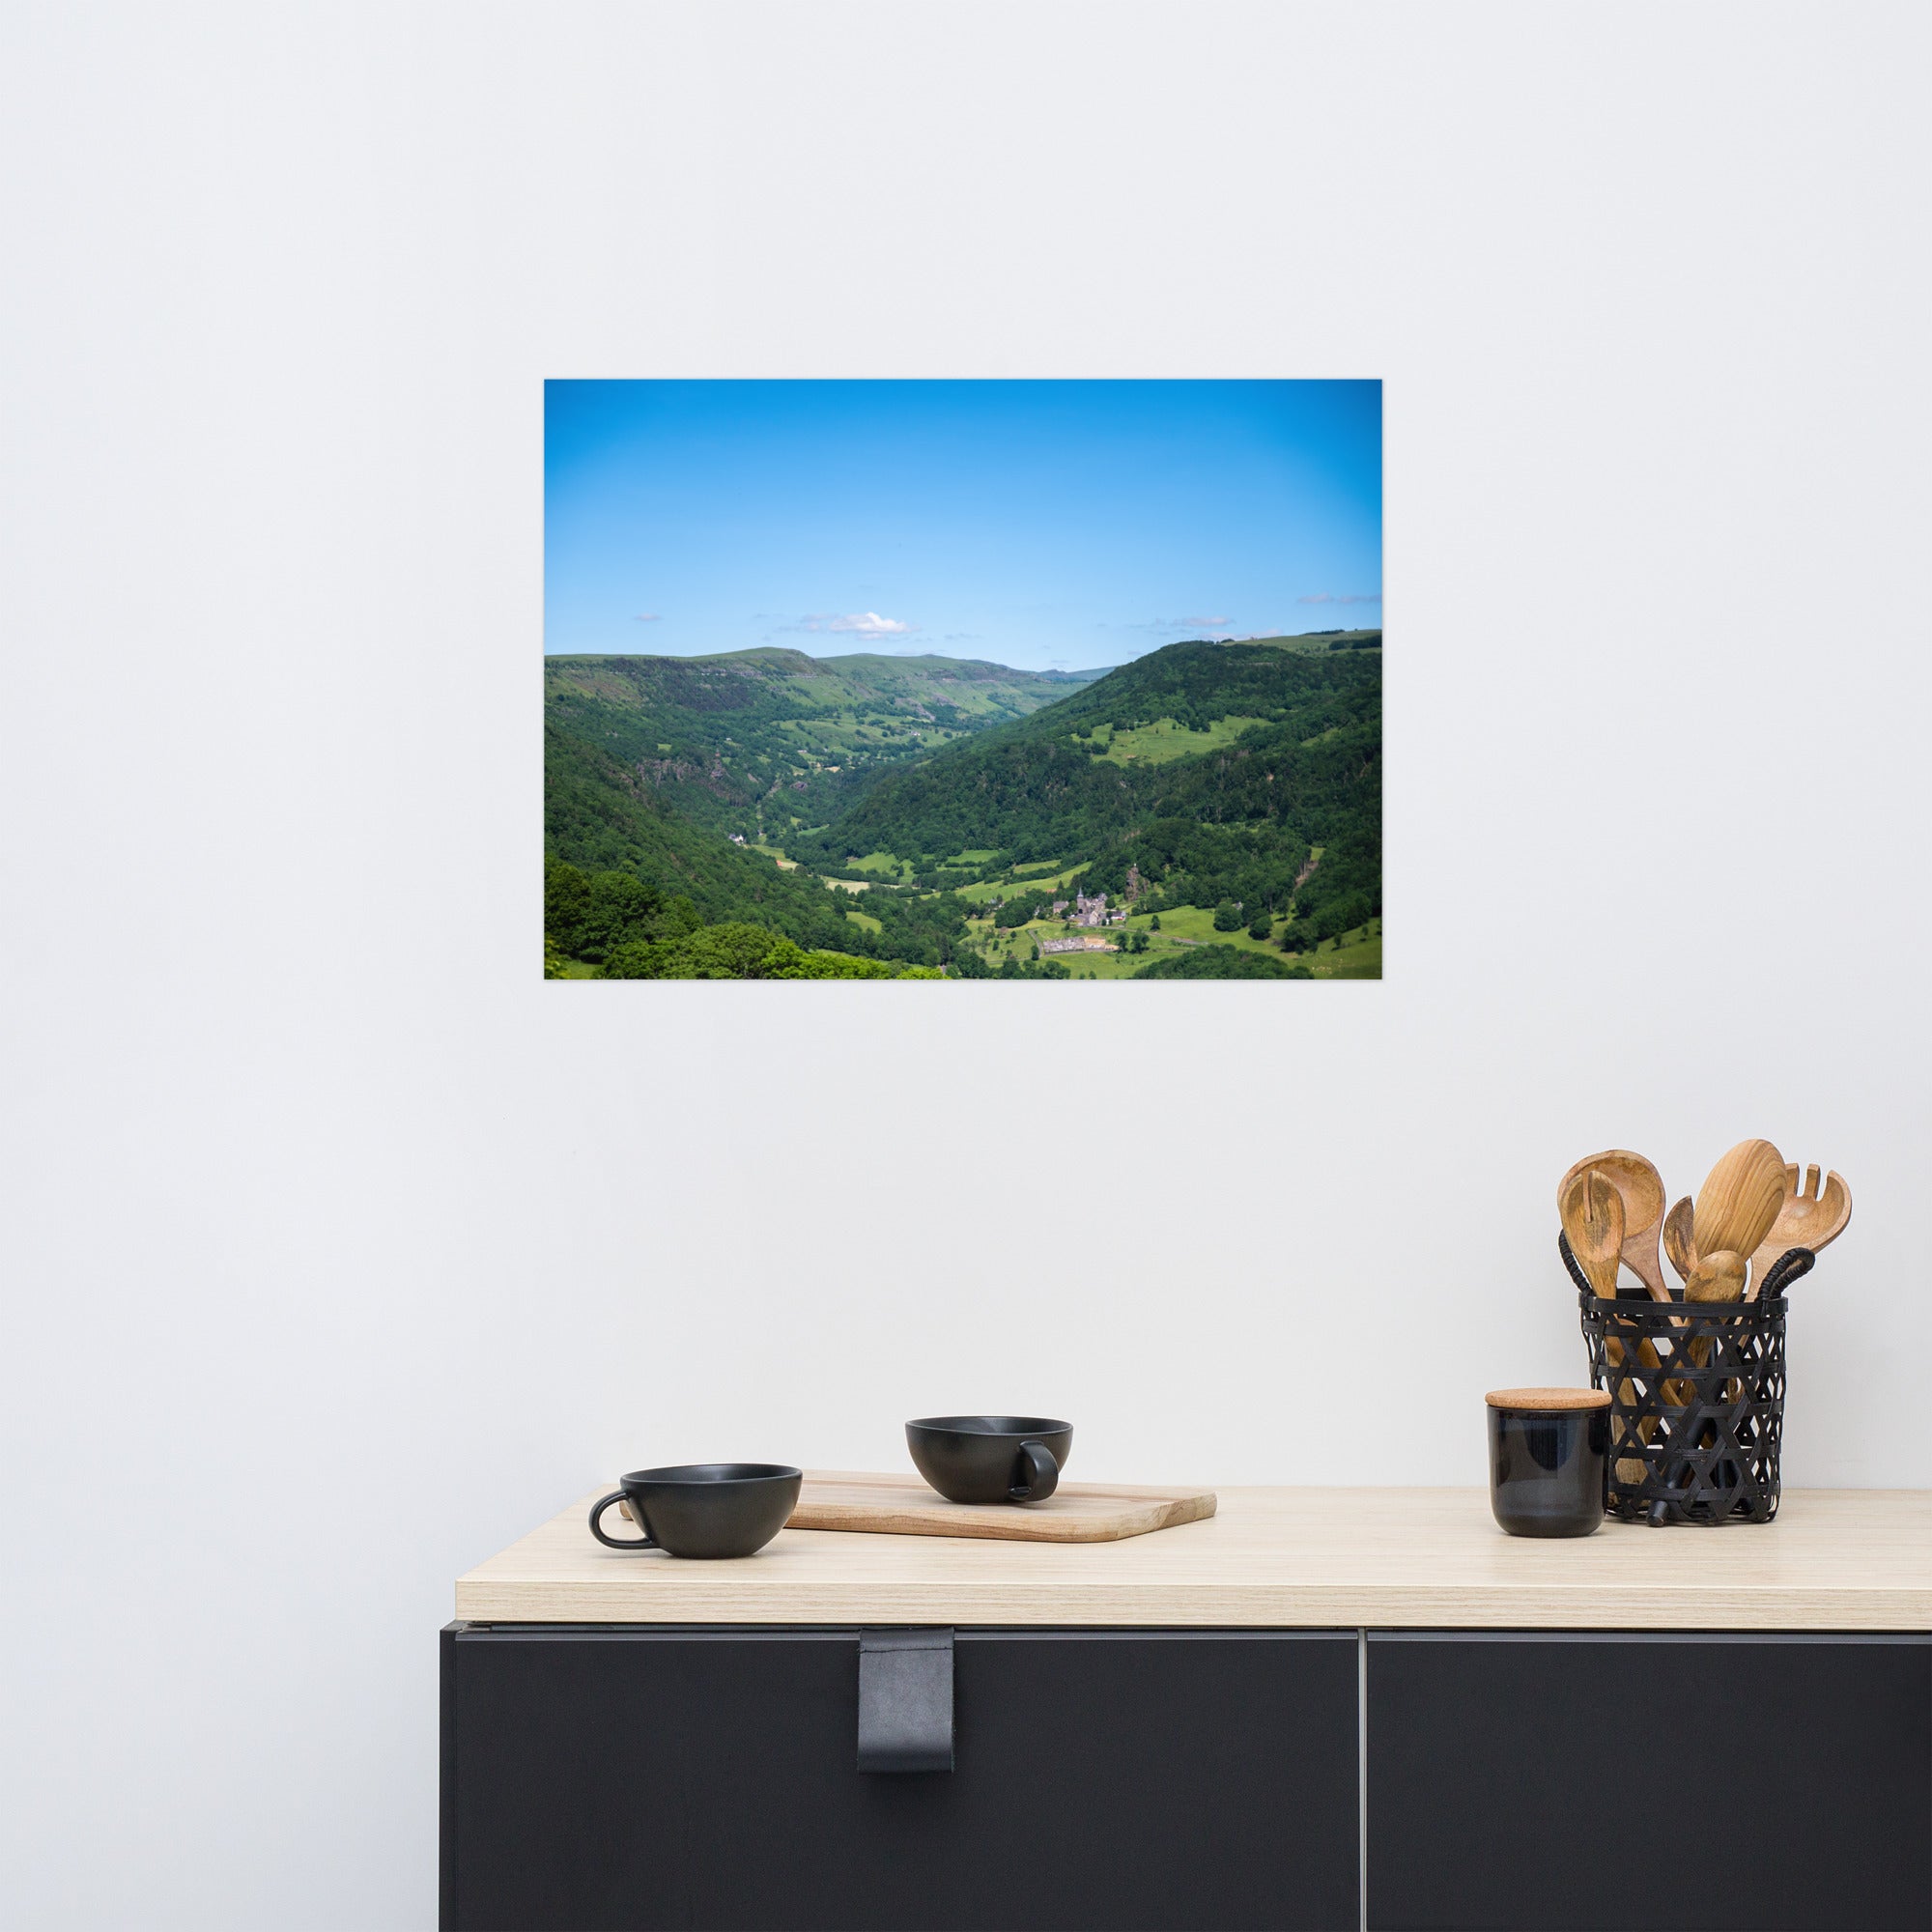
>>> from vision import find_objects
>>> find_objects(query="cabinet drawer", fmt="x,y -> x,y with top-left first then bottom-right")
1366,1633 -> 1932,1931
441,1626 -> 1360,1932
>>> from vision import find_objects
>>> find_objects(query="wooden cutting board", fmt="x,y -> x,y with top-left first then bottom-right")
785,1470 -> 1217,1544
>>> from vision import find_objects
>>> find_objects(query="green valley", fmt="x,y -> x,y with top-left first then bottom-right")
545,646 -> 1107,844
545,634 -> 1380,980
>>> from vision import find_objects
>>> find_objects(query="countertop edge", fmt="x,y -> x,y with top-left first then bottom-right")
452,1580 -> 1932,1632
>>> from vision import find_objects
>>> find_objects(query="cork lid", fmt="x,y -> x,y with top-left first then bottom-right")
1485,1386 -> 1611,1411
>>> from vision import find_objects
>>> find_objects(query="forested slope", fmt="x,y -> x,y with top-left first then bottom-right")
545,721 -> 966,968
546,647 -> 1104,838
793,637 -> 1380,934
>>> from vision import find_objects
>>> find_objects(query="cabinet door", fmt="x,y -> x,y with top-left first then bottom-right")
442,1626 -> 1359,1932
1366,1632 -> 1932,1931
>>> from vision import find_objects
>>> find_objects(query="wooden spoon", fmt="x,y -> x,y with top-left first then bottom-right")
1747,1165 -> 1852,1299
1683,1249 -> 1746,1304
1662,1197 -> 1697,1285
1692,1140 -> 1787,1267
1556,1151 -> 1669,1301
1559,1168 -> 1624,1296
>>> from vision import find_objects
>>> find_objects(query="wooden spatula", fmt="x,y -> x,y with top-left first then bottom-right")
1692,1140 -> 1787,1270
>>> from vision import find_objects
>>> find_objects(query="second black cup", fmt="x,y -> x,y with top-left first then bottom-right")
906,1415 -> 1072,1504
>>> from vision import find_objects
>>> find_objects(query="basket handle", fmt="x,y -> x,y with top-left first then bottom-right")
1557,1230 -> 1595,1296
1757,1246 -> 1815,1300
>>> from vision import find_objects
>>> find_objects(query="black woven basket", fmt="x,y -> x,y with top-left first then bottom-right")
1564,1234 -> 1812,1526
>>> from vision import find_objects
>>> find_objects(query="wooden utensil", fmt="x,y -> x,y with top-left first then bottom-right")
1662,1196 -> 1697,1284
1683,1249 -> 1746,1304
1667,1248 -> 1748,1405
1559,1168 -> 1624,1297
1560,1170 -> 1650,1482
1556,1151 -> 1669,1301
1747,1165 -> 1852,1298
1692,1139 -> 1787,1268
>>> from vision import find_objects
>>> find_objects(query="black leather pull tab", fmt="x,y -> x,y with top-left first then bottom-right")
857,1629 -> 954,1773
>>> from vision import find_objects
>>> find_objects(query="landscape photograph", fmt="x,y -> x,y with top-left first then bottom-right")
545,380 -> 1381,980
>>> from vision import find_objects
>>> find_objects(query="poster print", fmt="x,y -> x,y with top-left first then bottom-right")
545,381 -> 1380,980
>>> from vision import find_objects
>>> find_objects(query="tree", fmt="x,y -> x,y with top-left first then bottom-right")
1212,900 -> 1243,931
1133,946 -> 1313,980
1149,914 -> 1161,931
601,923 -> 935,980
1247,913 -> 1272,940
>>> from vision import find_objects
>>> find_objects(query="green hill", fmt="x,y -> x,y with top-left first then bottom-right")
544,647 -> 1106,841
788,634 -> 1380,948
545,721 -> 970,971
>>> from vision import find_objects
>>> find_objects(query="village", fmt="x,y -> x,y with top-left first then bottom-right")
1034,890 -> 1127,955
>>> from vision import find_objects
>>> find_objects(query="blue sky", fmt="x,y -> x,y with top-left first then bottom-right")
544,381 -> 1380,672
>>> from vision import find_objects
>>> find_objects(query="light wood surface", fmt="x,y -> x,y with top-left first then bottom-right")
785,1471 -> 1215,1542
454,1484 -> 1932,1631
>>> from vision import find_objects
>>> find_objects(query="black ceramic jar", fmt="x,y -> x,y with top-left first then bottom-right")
1485,1387 -> 1608,1538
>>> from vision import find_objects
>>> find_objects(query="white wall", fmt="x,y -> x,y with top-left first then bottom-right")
4,3 -> 1927,1925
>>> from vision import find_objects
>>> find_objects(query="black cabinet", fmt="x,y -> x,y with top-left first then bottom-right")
1365,1633 -> 1932,1931
443,1623 -> 1932,1931
441,1626 -> 1361,1932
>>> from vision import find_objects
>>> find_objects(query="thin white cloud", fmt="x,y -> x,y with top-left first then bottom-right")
1112,614 -> 1236,636
791,611 -> 914,638
1297,592 -> 1382,606
833,611 -> 912,636
634,611 -> 662,621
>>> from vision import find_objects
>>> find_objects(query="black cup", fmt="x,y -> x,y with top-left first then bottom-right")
1486,1389 -> 1608,1538
906,1416 -> 1072,1505
588,1463 -> 803,1559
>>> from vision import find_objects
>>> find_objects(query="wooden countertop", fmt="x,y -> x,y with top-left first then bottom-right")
454,1482 -> 1932,1631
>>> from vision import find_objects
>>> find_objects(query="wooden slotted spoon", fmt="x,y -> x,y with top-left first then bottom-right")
1559,1168 -> 1650,1483
1556,1151 -> 1670,1301
1559,1168 -> 1624,1297
1747,1165 -> 1852,1299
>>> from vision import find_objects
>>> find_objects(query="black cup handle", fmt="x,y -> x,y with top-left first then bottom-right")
588,1491 -> 657,1550
1009,1440 -> 1060,1503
